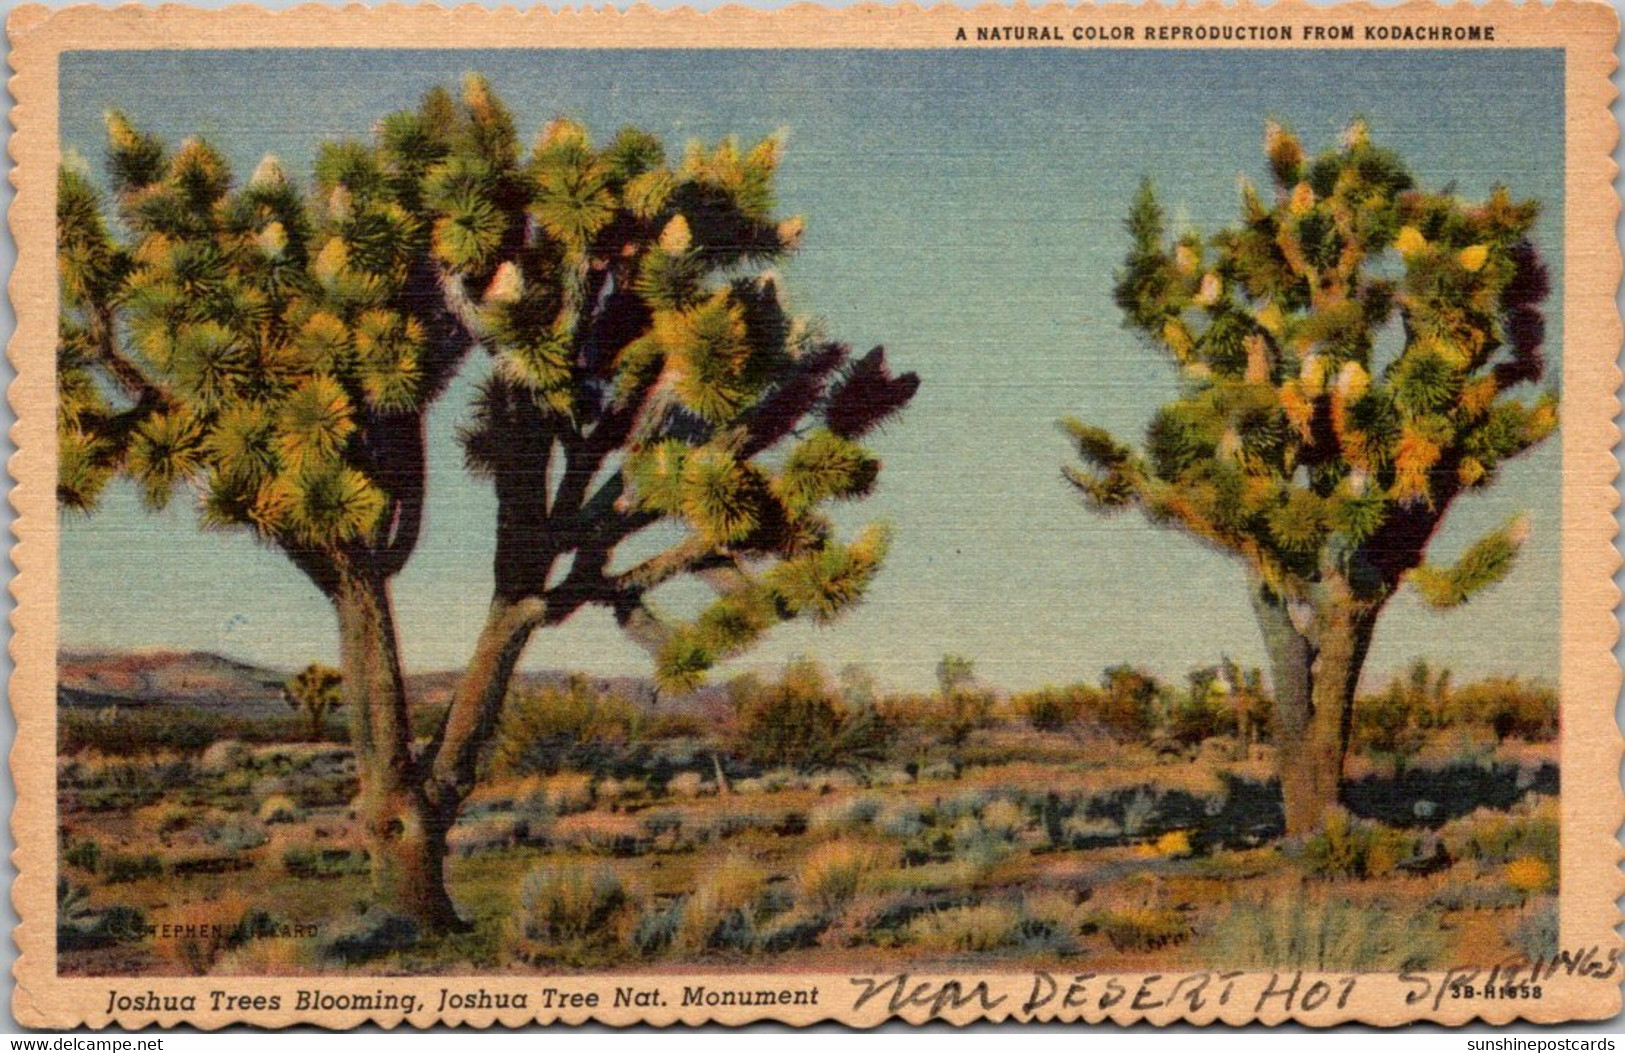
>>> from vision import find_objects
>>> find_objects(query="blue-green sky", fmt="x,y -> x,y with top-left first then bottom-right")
59,48 -> 1565,691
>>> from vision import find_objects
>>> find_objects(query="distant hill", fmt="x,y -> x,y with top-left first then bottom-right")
57,649 -> 724,715
58,649 -> 287,707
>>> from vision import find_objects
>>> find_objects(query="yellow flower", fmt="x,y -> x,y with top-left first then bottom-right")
1505,856 -> 1553,894
1457,244 -> 1490,272
1395,226 -> 1428,258
1156,830 -> 1193,858
1289,182 -> 1316,216
1256,301 -> 1286,337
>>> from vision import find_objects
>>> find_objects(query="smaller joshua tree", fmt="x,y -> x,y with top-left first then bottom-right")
1064,120 -> 1556,835
284,662 -> 344,741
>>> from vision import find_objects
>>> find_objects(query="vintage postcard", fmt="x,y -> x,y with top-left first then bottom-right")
7,0 -> 1621,1030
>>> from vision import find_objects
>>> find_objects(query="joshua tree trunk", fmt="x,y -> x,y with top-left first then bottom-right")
424,598 -> 538,818
335,567 -> 462,932
1251,579 -> 1378,838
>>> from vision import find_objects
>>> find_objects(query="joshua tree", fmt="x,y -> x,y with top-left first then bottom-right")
935,653 -> 976,696
284,662 -> 344,741
1064,121 -> 1555,835
58,77 -> 916,929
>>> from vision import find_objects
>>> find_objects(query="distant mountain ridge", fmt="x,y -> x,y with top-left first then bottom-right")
56,648 -> 710,712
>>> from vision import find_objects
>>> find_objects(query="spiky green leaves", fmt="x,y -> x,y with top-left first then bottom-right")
767,523 -> 891,623
679,449 -> 767,545
126,410 -> 207,509
657,294 -> 756,422
775,429 -> 879,513
1407,517 -> 1529,609
1061,419 -> 1142,510
648,523 -> 891,693
530,119 -> 615,256
257,461 -> 387,544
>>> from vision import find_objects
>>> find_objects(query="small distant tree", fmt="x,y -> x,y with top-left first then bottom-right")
1065,121 -> 1555,834
1097,664 -> 1158,739
283,662 -> 344,741
1219,656 -> 1270,750
930,653 -> 993,746
935,653 -> 976,696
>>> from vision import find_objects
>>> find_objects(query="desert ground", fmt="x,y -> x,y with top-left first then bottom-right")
56,651 -> 1559,977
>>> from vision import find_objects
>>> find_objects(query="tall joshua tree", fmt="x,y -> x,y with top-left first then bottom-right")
59,76 -> 916,929
1064,121 -> 1555,836
59,96 -> 481,923
416,98 -> 919,887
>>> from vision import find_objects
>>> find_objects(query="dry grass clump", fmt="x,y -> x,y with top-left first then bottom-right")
906,903 -> 1023,953
1440,795 -> 1558,871
256,794 -> 304,824
798,838 -> 898,911
673,854 -> 773,953
508,864 -> 631,961
1199,892 -> 1445,971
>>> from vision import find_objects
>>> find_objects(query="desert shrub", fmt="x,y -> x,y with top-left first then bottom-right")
318,910 -> 420,966
906,903 -> 1022,953
875,800 -> 926,840
57,879 -> 148,952
199,820 -> 269,854
673,856 -> 772,954
1011,685 -> 1093,732
979,799 -> 1026,840
808,795 -> 883,833
1509,897 -> 1559,962
540,772 -> 596,814
1299,811 -> 1416,879
256,794 -> 304,824
490,676 -> 645,776
103,853 -> 163,884
731,661 -> 886,770
1062,815 -> 1123,849
59,752 -> 197,811
641,711 -> 708,740
1428,879 -> 1527,912
1087,908 -> 1191,952
1164,693 -> 1236,747
1120,787 -> 1158,837
798,839 -> 895,911
1444,677 -> 1557,741
282,846 -> 369,879
1440,797 -> 1558,870
551,812 -> 647,857
1200,895 -> 1446,971
665,771 -> 711,799
64,839 -> 102,875
198,739 -> 253,775
1093,665 -> 1160,740
629,900 -> 685,955
512,865 -> 629,946
1355,681 -> 1428,761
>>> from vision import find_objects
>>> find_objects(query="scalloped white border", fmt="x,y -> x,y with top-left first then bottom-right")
6,0 -> 1620,1028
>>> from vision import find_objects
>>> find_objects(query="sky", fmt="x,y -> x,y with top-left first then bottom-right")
58,47 -> 1565,692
